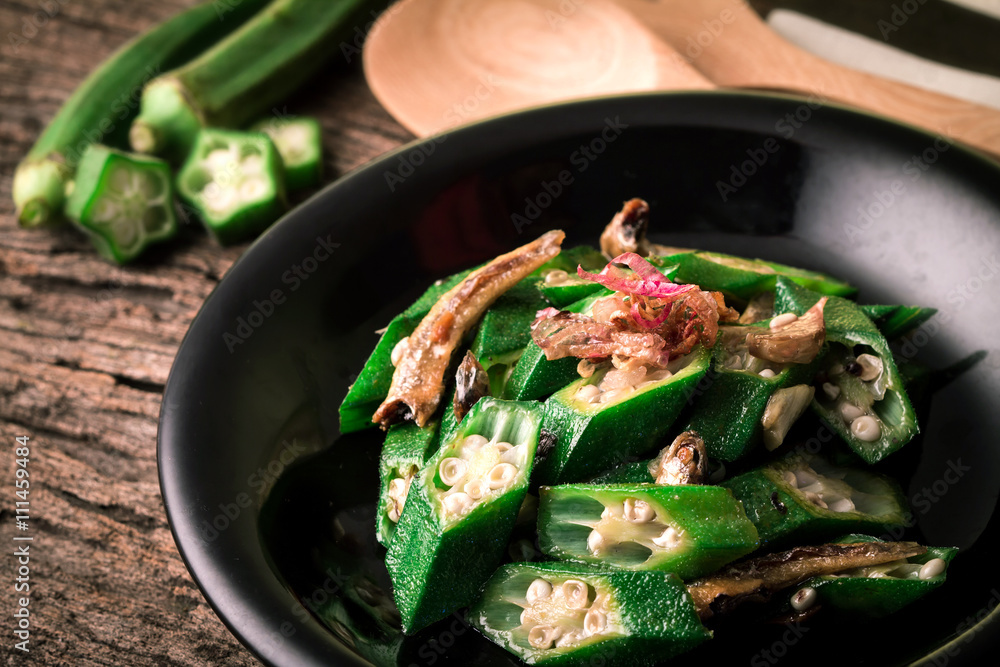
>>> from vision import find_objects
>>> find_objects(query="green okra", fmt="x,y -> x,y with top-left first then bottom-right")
12,0 -> 271,227
721,451 -> 909,550
471,561 -> 711,667
376,421 -> 440,547
535,346 -> 712,485
860,303 -> 937,341
471,276 -> 549,363
251,116 -> 323,190
588,461 -> 654,485
775,277 -> 919,463
536,245 -> 611,308
537,484 -> 758,579
63,145 -> 177,264
782,535 -> 958,619
176,129 -> 286,245
654,250 -> 856,301
503,291 -> 611,402
386,398 -> 543,632
130,0 -> 384,161
338,268 -> 474,434
684,324 -> 822,462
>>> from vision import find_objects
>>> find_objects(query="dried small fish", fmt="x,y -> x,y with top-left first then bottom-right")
648,431 -> 707,485
454,351 -> 490,423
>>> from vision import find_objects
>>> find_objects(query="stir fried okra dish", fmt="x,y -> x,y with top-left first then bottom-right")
338,198 -> 956,666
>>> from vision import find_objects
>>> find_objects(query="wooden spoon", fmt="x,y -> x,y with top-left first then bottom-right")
616,0 -> 1000,158
363,0 -> 712,137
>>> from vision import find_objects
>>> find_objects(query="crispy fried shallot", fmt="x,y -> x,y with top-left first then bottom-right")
648,431 -> 708,485
531,310 -> 671,367
373,230 -> 565,428
746,297 -> 827,365
686,541 -> 926,620
454,351 -> 490,423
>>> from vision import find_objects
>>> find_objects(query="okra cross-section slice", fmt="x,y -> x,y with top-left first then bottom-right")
538,484 -> 758,579
251,116 -> 323,190
176,129 -> 287,245
655,250 -> 856,301
503,290 -> 610,401
685,324 -> 820,462
534,345 -> 711,485
775,277 -> 919,463
376,420 -> 439,547
784,534 -> 958,618
338,268 -> 474,433
471,561 -> 711,666
63,145 -> 177,264
722,451 -> 908,549
386,398 -> 543,633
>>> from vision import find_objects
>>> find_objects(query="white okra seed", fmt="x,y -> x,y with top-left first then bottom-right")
822,382 -> 841,400
839,402 -> 865,422
463,434 -> 488,449
562,580 -> 591,609
851,415 -> 881,442
544,269 -> 569,285
856,353 -> 883,382
829,363 -> 845,376
826,497 -> 856,513
439,458 -> 468,486
525,578 -> 553,604
759,368 -> 776,379
464,478 -> 486,500
584,608 -> 607,635
770,313 -> 798,330
781,470 -> 797,487
443,492 -> 473,514
487,463 -> 517,489
576,384 -> 601,402
652,526 -> 681,549
495,442 -> 513,454
388,478 -> 407,497
623,498 -> 655,524
919,558 -> 947,580
528,625 -> 560,649
791,586 -> 817,611
587,529 -> 605,554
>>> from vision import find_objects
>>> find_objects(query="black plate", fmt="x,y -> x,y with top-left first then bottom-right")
158,92 -> 1000,667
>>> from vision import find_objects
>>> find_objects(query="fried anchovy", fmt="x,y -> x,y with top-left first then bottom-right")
454,351 -> 490,423
373,230 -> 565,428
599,197 -> 688,259
746,297 -> 827,365
649,431 -> 708,485
686,541 -> 926,620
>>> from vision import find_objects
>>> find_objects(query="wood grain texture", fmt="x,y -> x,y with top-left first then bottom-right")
0,1 -> 412,664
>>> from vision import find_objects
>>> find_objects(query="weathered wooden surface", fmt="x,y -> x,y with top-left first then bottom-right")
0,1 -> 411,664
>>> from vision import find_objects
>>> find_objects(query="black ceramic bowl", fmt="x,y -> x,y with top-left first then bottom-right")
159,92 -> 1000,667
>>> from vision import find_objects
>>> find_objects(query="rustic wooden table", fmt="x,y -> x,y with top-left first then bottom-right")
0,2 -> 411,664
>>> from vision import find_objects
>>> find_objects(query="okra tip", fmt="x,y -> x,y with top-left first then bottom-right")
13,158 -> 68,228
129,120 -> 161,156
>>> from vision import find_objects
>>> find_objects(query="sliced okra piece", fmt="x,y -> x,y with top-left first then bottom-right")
503,291 -> 610,401
653,250 -> 856,301
859,303 -> 937,341
685,323 -> 821,462
471,561 -> 711,666
535,345 -> 711,485
471,276 -> 549,362
63,145 -> 178,264
538,484 -> 758,579
537,245 -> 614,308
721,450 -> 908,549
781,534 -> 957,619
775,277 -> 919,463
386,398 -> 543,632
176,129 -> 286,245
338,268 -> 473,433
376,420 -> 440,547
251,116 -> 322,190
